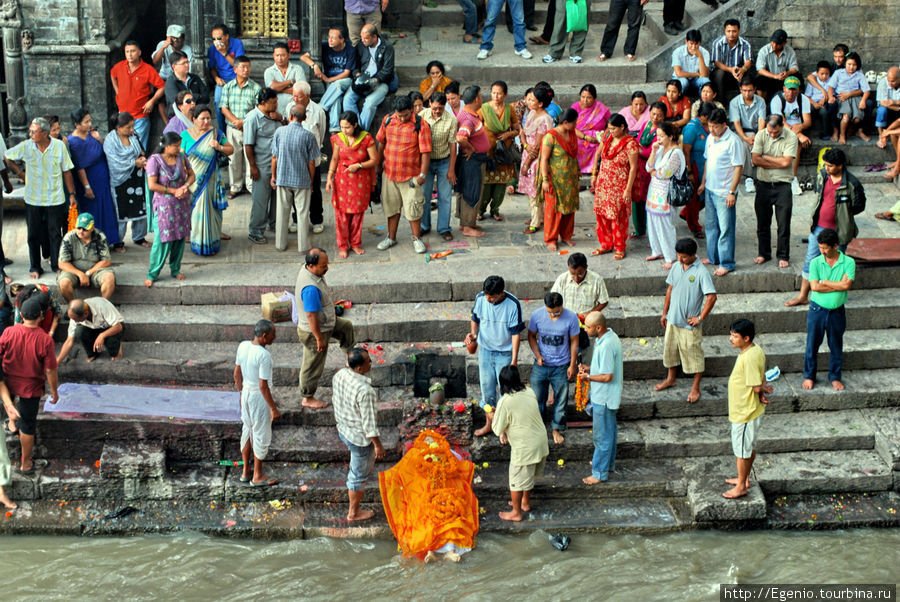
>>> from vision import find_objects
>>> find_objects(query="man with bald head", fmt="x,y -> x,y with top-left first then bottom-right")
287,81 -> 328,235
56,297 -> 124,363
578,311 -> 622,485
876,67 -> 900,149
343,24 -> 395,132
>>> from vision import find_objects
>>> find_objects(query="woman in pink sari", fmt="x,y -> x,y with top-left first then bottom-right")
571,84 -> 610,174
518,87 -> 554,234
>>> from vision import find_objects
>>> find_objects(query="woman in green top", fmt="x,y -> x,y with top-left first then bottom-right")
478,81 -> 520,221
538,108 -> 581,252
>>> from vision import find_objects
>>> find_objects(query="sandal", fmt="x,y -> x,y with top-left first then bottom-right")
614,251 -> 626,260
591,247 -> 612,256
874,212 -> 894,221
523,226 -> 539,234
441,232 -> 453,241
597,53 -> 608,62
491,213 -> 504,222
692,230 -> 705,239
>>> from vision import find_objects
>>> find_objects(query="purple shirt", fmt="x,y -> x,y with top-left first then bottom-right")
345,0 -> 380,14
146,153 -> 191,243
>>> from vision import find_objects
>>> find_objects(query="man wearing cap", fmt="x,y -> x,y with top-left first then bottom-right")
754,29 -> 799,100
56,297 -> 125,364
153,25 -> 194,82
0,295 -> 59,476
769,76 -> 812,196
57,212 -> 115,302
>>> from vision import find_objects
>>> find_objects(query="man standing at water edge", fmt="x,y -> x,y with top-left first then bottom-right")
295,248 -> 356,408
234,319 -> 281,487
332,347 -> 385,521
580,311 -> 622,485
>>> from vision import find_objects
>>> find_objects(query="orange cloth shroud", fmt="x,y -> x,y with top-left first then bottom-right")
379,430 -> 479,559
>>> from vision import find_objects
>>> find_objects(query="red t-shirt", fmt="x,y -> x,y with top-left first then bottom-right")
0,324 -> 57,398
457,108 -> 491,154
818,176 -> 838,229
110,60 -> 165,119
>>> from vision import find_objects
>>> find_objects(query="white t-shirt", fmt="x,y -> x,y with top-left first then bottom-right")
235,340 -> 273,390
67,297 -> 124,338
704,128 -> 745,196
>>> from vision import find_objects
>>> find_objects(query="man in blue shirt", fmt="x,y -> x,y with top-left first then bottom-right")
207,23 -> 245,132
579,311 -> 622,484
301,28 -> 358,132
465,275 -> 524,436
527,292 -> 580,444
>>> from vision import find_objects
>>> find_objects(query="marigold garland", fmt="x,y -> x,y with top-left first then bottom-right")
575,375 -> 590,412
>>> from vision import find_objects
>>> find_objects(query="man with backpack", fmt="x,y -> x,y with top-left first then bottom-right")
374,95 -> 432,253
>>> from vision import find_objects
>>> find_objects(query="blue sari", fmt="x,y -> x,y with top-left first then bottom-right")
67,133 -> 121,245
181,128 -> 228,255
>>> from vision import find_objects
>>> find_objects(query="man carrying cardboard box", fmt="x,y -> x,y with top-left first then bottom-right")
295,247 -> 356,408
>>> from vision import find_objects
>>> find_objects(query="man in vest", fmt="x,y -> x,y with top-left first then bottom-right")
295,247 -> 356,408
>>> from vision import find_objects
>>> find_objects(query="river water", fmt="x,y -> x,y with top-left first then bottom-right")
2,529 -> 898,600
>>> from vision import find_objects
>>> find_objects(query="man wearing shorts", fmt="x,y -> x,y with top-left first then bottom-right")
725,318 -> 771,499
374,94 -> 432,254
332,347 -> 385,521
655,238 -> 717,403
234,319 -> 281,487
0,296 -> 59,475
57,212 -> 116,302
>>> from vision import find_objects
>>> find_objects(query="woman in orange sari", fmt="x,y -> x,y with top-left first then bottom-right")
591,113 -> 640,259
325,111 -> 377,258
380,429 -> 479,562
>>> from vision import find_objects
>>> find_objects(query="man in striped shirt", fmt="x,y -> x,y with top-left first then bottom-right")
4,117 -> 76,278
710,19 -> 752,105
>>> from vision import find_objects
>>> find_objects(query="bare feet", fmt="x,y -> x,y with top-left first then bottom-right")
701,258 -> 712,265
802,378 -> 814,390
111,346 -> 123,361
785,296 -> 808,307
424,550 -> 437,563
474,424 -> 492,437
582,476 -> 605,485
754,256 -> 768,264
445,550 -> 462,563
144,279 -> 154,288
723,486 -> 748,499
837,136 -> 847,145
301,397 -> 329,409
858,131 -> 870,142
883,170 -> 900,180
662,262 -> 673,270
687,387 -> 701,403
174,273 -> 186,281
498,509 -> 523,521
778,260 -> 790,268
338,249 -> 349,259
552,429 -> 565,444
461,226 -> 485,237
0,492 -> 16,509
220,233 -> 232,240
832,380 -> 845,391
725,477 -> 751,488
877,137 -> 888,149
646,254 -> 663,261
347,508 -> 375,521
654,378 -> 676,392
547,242 -> 557,251
85,356 -> 96,363
352,247 -> 366,255
714,267 -> 731,277
562,239 -> 575,247
509,500 -> 531,512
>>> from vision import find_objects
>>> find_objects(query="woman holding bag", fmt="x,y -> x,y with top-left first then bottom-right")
644,122 -> 684,269
103,112 -> 150,251
144,132 -> 196,286
478,80 -> 520,222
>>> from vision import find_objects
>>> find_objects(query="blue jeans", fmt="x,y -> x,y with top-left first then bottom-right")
875,105 -> 900,128
531,363 -> 570,431
478,349 -> 512,408
802,225 -> 847,279
803,301 -> 846,384
675,76 -> 711,98
421,157 -> 452,234
118,217 -> 148,244
320,78 -> 352,131
214,84 -> 227,133
481,0 -> 526,52
705,191 -> 736,271
133,117 -> 151,151
590,404 -> 617,480
338,432 -> 376,491
459,0 -> 478,35
343,82 -> 389,132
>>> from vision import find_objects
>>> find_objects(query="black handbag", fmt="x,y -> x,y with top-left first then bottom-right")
493,139 -> 521,166
214,128 -> 230,168
667,163 -> 694,208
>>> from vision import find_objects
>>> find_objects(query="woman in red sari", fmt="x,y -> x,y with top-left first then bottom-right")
632,101 -> 667,239
325,111 -> 377,258
591,113 -> 639,259
571,84 -> 611,174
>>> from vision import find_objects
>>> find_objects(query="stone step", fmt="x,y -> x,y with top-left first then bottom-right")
420,3 -> 613,27
55,328 -> 900,388
766,491 -> 900,530
685,455 -> 767,523
753,449 -> 894,495
865,407 -> 900,472
106,287 -> 900,343
470,423 -> 644,462
635,410 -> 876,458
799,137 -> 895,167
234,425 -> 403,464
98,441 -> 165,480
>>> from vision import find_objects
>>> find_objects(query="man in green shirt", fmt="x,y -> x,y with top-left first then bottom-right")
802,228 -> 854,392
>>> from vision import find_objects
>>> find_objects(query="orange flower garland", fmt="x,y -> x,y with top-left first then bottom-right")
575,375 -> 590,411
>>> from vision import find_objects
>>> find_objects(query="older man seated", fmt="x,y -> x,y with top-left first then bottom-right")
57,212 -> 115,302
56,297 -> 124,363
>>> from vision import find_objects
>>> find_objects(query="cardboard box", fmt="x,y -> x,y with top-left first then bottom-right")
261,291 -> 292,322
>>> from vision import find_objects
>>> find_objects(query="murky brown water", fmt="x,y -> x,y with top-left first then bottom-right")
1,529 -> 897,600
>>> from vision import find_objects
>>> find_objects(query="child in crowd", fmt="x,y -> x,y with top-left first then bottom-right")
724,318 -> 771,499
826,51 -> 870,143
805,61 -> 833,139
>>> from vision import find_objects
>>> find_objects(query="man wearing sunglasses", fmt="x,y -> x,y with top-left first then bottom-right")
164,50 -> 209,118
57,212 -> 116,303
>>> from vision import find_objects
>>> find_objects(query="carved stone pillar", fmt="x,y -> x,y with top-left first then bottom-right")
305,0 -> 322,97
0,0 -> 26,142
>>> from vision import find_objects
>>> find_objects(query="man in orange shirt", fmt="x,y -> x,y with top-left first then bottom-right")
375,95 -> 432,253
110,40 -> 166,150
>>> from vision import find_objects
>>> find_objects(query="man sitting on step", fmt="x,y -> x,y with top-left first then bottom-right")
234,319 -> 281,487
57,212 -> 116,303
56,297 -> 124,363
295,248 -> 356,409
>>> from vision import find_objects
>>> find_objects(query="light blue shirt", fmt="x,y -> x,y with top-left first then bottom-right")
590,329 -> 623,410
877,77 -> 900,103
671,45 -> 711,78
827,69 -> 868,95
665,260 -> 716,329
703,128 -> 744,196
805,77 -> 828,103
472,292 -> 525,352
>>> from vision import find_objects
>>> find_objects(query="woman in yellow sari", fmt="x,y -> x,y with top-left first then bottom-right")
380,429 -> 479,562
